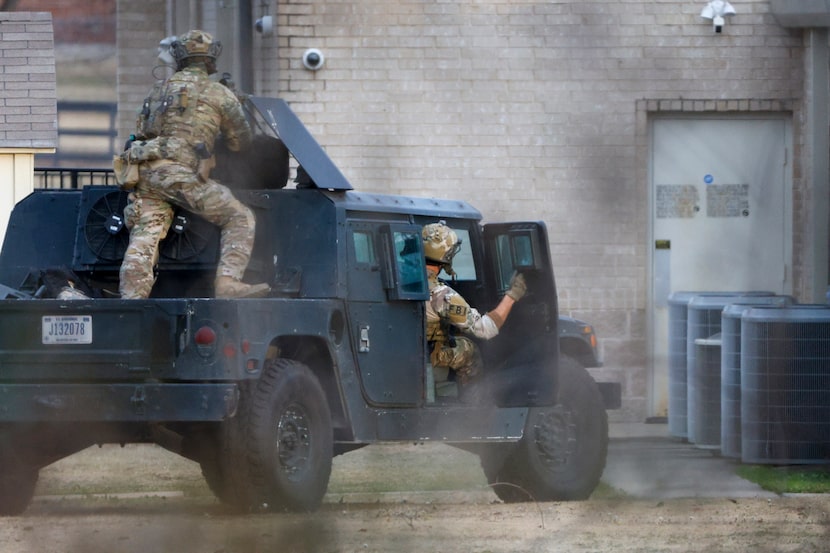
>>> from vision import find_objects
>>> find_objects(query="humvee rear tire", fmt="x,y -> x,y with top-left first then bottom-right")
198,422 -> 250,507
246,358 -> 333,512
482,356 -> 608,502
0,466 -> 38,516
199,452 -> 227,503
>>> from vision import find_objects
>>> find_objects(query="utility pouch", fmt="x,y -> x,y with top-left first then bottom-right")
112,154 -> 139,190
127,138 -> 164,163
137,79 -> 171,139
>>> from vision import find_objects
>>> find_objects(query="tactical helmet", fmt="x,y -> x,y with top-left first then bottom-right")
170,30 -> 222,69
422,221 -> 462,266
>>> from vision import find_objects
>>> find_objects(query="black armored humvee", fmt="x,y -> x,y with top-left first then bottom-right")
0,97 -> 615,514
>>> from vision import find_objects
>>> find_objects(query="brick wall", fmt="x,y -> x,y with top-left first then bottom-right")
114,1 -> 808,421
13,0 -> 115,43
114,0 -> 165,142
0,11 -> 57,148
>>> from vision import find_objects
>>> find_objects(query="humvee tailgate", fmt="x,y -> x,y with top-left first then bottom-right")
0,299 -> 187,380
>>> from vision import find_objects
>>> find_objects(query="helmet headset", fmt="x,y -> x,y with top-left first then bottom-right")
170,30 -> 223,73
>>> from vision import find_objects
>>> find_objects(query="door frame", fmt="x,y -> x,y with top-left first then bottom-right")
645,112 -> 794,418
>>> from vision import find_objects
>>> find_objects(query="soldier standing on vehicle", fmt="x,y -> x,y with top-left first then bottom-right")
422,221 -> 527,392
117,29 -> 269,299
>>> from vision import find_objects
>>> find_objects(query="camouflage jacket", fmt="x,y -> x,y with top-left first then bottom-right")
135,65 -> 252,169
426,267 -> 499,343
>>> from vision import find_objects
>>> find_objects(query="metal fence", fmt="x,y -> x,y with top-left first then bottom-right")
36,101 -> 119,169
34,167 -> 116,189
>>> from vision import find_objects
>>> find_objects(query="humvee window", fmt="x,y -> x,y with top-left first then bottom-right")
393,230 -> 427,296
512,234 -> 534,267
353,231 -> 376,265
380,224 -> 429,301
438,228 -> 476,281
494,234 -> 514,290
493,227 -> 543,290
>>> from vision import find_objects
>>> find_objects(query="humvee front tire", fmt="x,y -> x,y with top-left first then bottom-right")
482,355 -> 608,502
246,358 -> 333,512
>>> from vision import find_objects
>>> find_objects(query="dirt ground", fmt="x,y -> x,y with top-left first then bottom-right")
1,444 -> 828,553
5,495 -> 829,553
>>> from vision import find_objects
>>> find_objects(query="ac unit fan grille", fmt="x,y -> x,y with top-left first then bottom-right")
73,187 -> 218,270
83,190 -> 129,261
741,310 -> 830,464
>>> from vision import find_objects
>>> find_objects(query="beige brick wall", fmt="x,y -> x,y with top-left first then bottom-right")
115,0 -> 167,143
115,1 -> 809,421
0,11 -> 57,149
0,11 -> 56,246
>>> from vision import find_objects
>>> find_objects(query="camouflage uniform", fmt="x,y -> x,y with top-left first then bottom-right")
426,266 -> 499,384
119,39 -> 254,299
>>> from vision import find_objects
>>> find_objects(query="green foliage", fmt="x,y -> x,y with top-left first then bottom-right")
589,481 -> 628,499
736,465 -> 830,494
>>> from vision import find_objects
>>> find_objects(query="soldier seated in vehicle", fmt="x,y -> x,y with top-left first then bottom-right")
422,221 -> 527,398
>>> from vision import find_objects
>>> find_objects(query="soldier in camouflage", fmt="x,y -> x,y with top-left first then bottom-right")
118,29 -> 269,299
422,221 -> 527,392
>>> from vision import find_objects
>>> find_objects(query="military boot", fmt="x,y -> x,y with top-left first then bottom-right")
57,286 -> 90,300
215,276 -> 270,299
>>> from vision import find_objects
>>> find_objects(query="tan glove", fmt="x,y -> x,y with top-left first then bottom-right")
506,272 -> 527,301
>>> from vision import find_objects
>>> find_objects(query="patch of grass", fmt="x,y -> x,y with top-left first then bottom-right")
36,444 -> 211,498
590,481 -> 628,499
736,464 -> 830,494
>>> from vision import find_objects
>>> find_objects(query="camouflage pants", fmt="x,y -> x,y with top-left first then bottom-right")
119,161 -> 255,299
430,335 -> 482,385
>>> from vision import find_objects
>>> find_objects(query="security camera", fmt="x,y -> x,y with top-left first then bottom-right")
302,48 -> 325,71
255,15 -> 273,35
713,15 -> 724,33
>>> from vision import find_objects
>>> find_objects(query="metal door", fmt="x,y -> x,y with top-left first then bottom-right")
649,116 -> 792,416
346,222 -> 426,406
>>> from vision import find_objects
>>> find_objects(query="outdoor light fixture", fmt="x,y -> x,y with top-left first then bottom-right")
701,1 -> 736,33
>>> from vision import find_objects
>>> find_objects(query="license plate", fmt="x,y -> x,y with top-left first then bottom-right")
42,315 -> 93,345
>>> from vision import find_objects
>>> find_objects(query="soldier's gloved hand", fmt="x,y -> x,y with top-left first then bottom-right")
506,272 -> 527,301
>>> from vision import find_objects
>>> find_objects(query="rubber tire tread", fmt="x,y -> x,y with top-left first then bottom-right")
245,358 -> 333,512
199,412 -> 254,509
484,355 -> 608,502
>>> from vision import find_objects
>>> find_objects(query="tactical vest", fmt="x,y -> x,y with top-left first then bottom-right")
136,75 -> 210,141
136,79 -> 173,139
